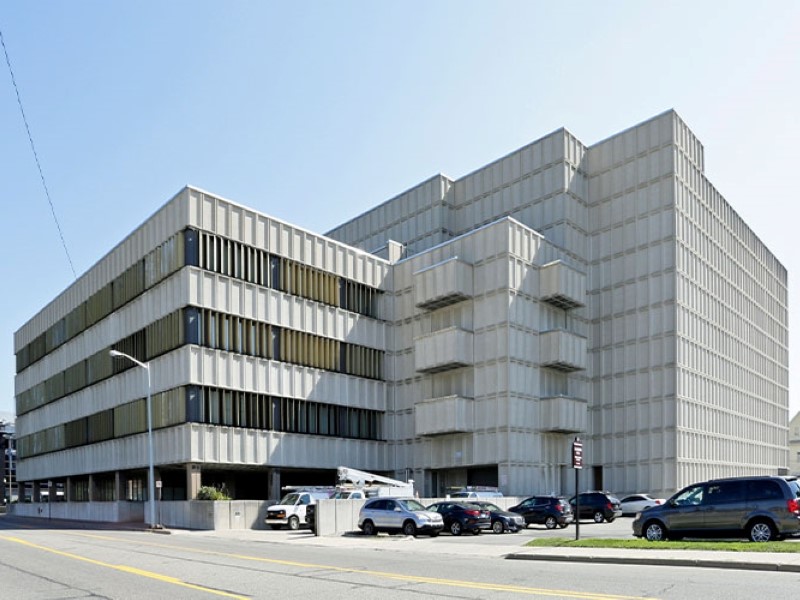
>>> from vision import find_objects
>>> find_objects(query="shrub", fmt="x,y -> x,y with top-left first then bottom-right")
196,485 -> 231,501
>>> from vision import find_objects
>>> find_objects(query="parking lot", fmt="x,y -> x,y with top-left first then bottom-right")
250,514 -> 637,550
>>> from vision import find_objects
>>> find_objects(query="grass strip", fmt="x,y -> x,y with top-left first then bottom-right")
526,537 -> 800,552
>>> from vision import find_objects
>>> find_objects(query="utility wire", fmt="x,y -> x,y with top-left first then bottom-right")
1,26 -> 77,279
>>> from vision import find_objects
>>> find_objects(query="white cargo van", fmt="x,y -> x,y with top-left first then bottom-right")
265,490 -> 331,530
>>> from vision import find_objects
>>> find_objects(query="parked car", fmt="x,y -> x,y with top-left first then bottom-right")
508,496 -> 573,529
265,490 -> 332,530
471,500 -> 526,533
569,492 -> 622,523
633,476 -> 800,542
358,497 -> 444,537
450,487 -> 503,499
619,494 -> 665,516
426,501 -> 492,536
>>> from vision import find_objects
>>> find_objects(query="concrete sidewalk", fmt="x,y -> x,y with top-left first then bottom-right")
504,546 -> 800,572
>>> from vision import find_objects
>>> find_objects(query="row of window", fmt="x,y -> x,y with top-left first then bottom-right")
18,385 -> 383,459
191,229 -> 380,318
16,311 -> 185,415
185,307 -> 383,380
18,229 -> 383,375
17,307 -> 384,416
16,232 -> 188,372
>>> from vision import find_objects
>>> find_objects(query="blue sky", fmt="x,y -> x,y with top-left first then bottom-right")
1,1 -> 798,420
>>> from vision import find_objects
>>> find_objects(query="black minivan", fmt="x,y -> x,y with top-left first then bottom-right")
632,475 -> 800,542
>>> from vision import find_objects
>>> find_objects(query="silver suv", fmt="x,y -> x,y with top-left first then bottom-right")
633,476 -> 800,542
358,497 -> 444,537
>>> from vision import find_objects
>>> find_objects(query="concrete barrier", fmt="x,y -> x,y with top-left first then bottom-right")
315,496 -> 526,536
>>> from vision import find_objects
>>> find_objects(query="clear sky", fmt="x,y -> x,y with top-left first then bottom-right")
1,1 -> 798,420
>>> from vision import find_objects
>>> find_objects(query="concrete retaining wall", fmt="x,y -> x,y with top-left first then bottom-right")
11,501 -> 144,523
315,496 -> 525,536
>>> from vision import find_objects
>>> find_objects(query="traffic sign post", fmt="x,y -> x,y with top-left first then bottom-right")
572,438 -> 582,540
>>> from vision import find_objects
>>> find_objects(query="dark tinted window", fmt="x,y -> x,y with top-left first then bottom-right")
786,479 -> 800,499
705,480 -> 745,504
747,479 -> 783,501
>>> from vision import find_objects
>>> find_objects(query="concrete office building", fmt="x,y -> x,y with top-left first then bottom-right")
12,110 -> 788,520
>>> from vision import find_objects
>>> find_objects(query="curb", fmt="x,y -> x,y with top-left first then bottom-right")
504,552 -> 800,573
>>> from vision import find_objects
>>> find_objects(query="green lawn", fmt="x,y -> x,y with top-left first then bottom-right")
526,537 -> 800,553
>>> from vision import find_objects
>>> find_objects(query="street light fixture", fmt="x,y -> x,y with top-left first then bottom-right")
109,349 -> 157,529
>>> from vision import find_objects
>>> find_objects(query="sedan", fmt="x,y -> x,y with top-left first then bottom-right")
426,501 -> 492,536
619,494 -> 664,516
471,500 -> 525,533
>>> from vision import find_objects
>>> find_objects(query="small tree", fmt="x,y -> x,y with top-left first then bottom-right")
196,485 -> 231,501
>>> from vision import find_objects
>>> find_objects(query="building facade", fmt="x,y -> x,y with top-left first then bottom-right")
789,412 -> 800,475
12,110 -> 788,513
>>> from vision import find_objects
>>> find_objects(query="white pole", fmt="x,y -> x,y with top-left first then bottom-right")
110,350 -> 157,529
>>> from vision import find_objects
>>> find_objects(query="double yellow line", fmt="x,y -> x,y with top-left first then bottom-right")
1,532 -> 657,600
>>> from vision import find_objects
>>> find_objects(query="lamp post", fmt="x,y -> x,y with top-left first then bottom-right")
2,430 -> 10,505
110,349 -> 157,529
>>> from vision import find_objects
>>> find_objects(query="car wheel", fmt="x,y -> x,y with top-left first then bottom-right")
558,522 -> 569,529
593,511 -> 604,523
402,520 -> 417,537
492,520 -> 505,534
471,528 -> 481,535
288,516 -> 300,530
544,516 -> 557,529
362,520 -> 376,536
606,517 -> 615,523
429,530 -> 439,537
748,519 -> 776,543
644,520 -> 667,541
450,521 -> 463,536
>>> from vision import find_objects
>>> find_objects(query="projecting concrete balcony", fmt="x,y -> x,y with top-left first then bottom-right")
539,395 -> 588,433
415,395 -> 474,437
540,260 -> 586,310
539,329 -> 587,372
414,258 -> 473,310
414,327 -> 473,373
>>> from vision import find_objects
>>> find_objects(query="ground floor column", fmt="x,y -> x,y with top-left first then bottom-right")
115,471 -> 124,501
268,469 -> 281,500
186,464 -> 201,500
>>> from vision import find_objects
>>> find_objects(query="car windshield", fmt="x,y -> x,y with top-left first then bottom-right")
478,502 -> 501,511
278,493 -> 301,505
397,499 -> 427,512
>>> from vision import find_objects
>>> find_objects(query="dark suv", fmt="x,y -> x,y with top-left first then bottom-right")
633,476 -> 800,542
426,501 -> 492,535
508,496 -> 573,529
570,492 -> 622,523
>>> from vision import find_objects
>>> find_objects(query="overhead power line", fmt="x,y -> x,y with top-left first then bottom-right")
0,26 -> 77,279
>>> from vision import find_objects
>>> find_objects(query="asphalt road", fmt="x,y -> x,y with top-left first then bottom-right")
1,515 -> 796,599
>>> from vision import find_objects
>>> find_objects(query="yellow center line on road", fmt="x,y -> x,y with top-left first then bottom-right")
50,532 -> 657,600
0,535 -> 247,600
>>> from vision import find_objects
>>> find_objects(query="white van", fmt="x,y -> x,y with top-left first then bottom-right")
265,490 -> 331,530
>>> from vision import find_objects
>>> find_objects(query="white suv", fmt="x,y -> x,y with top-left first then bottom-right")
358,497 -> 444,537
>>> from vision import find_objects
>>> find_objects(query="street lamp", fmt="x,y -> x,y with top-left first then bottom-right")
1,427 -> 12,505
109,349 -> 157,529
